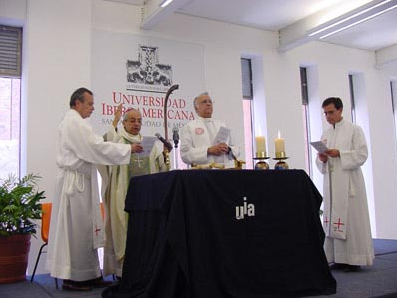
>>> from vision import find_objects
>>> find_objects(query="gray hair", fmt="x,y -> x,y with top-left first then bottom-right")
70,87 -> 92,107
193,92 -> 210,108
123,108 -> 140,121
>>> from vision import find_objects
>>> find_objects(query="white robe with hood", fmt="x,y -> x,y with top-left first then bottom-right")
316,118 -> 374,266
46,109 -> 131,281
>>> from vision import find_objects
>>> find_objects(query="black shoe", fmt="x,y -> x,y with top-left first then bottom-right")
83,277 -> 113,288
62,280 -> 93,291
329,263 -> 348,270
344,265 -> 361,272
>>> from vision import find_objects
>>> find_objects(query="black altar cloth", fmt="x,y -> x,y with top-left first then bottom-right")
104,169 -> 336,298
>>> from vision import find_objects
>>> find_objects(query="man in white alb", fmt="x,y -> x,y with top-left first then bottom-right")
180,92 -> 239,168
316,97 -> 374,272
47,88 -> 135,291
102,105 -> 166,277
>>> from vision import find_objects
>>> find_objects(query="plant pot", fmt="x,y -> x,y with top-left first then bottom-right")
0,234 -> 31,284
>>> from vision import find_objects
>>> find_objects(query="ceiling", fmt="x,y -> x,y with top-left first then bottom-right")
104,0 -> 397,53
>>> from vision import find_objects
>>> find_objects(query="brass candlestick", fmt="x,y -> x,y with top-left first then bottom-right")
234,159 -> 246,169
254,151 -> 270,170
273,151 -> 289,170
163,149 -> 171,171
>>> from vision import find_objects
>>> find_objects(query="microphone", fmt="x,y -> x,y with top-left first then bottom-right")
172,127 -> 179,148
155,133 -> 173,152
228,146 -> 237,161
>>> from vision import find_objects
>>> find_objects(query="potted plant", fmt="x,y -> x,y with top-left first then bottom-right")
0,173 -> 45,284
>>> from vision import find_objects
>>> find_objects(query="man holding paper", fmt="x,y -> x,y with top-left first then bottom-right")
316,97 -> 374,272
102,106 -> 166,277
180,92 -> 239,167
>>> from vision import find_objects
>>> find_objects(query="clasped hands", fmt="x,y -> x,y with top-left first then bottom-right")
318,149 -> 340,162
208,143 -> 230,156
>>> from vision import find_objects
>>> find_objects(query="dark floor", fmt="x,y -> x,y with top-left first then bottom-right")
1,239 -> 397,298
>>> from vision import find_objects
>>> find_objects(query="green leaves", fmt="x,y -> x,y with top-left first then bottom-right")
0,174 -> 46,236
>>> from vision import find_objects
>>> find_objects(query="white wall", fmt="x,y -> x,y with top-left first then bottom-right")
0,0 -> 26,26
1,0 -> 397,276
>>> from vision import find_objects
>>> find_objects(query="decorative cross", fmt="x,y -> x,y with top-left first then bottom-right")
95,225 -> 101,236
333,218 -> 345,230
134,157 -> 144,168
323,217 -> 329,227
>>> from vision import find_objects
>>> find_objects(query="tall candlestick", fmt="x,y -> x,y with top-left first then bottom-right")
255,136 -> 266,155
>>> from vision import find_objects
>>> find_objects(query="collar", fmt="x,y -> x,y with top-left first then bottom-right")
333,118 -> 344,129
69,109 -> 83,119
119,125 -> 142,143
197,116 -> 213,122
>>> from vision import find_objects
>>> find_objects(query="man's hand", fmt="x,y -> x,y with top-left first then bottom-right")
112,104 -> 123,128
318,153 -> 328,163
207,143 -> 229,156
131,143 -> 143,153
319,149 -> 340,162
324,149 -> 340,158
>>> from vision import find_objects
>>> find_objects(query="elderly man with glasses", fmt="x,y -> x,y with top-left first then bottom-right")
180,92 -> 239,168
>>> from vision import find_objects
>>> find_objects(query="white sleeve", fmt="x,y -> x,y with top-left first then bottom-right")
340,125 -> 368,170
180,124 -> 209,165
104,125 -> 121,143
65,119 -> 130,166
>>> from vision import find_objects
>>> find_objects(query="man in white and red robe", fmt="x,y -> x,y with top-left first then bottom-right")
316,97 -> 374,272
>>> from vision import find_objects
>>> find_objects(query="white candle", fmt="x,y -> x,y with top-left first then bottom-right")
255,136 -> 266,154
274,131 -> 285,154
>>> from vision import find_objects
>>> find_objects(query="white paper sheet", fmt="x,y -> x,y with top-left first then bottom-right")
310,141 -> 328,153
135,136 -> 157,157
213,126 -> 230,145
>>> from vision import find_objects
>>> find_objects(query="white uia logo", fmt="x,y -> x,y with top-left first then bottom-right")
235,197 -> 255,220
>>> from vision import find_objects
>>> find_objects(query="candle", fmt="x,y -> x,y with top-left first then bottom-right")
274,131 -> 285,157
255,136 -> 266,154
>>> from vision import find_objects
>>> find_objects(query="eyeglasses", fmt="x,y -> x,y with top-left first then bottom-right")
199,100 -> 214,105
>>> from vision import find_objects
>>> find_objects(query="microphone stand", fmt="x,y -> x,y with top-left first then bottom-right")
173,137 -> 179,170
163,84 -> 179,171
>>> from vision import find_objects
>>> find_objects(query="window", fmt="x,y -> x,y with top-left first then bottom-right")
391,81 -> 397,150
241,58 -> 254,169
300,67 -> 312,176
0,26 -> 22,77
348,74 -> 356,123
0,25 -> 22,179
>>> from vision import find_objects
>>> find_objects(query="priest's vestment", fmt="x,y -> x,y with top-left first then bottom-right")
102,126 -> 165,276
46,109 -> 131,281
316,119 -> 374,266
180,116 -> 239,167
